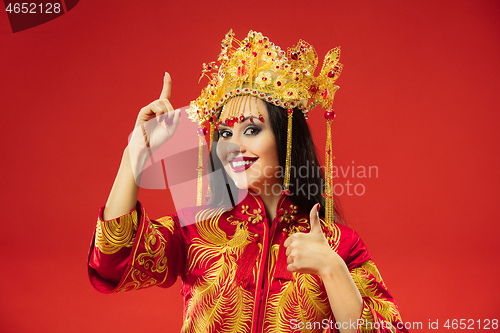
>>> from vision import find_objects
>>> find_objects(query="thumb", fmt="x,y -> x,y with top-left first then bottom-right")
309,203 -> 322,234
160,72 -> 172,100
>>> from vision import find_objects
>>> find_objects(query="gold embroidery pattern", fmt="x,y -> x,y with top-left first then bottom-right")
268,243 -> 280,281
264,213 -> 341,332
350,260 -> 401,332
320,218 -> 341,251
115,214 -> 171,292
280,214 -> 340,252
278,204 -> 298,224
283,218 -> 309,236
156,216 -> 175,233
95,210 -> 139,254
241,205 -> 263,224
182,207 -> 254,333
136,216 -> 168,275
264,274 -> 331,333
116,267 -> 158,293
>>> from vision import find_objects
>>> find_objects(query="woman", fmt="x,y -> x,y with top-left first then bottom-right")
88,30 -> 408,333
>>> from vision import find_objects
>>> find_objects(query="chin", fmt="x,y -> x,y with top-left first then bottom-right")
230,177 -> 258,192
233,180 -> 249,189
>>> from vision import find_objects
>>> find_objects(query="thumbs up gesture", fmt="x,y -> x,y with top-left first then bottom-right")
284,204 -> 342,276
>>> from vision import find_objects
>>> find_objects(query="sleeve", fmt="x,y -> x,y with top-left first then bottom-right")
87,201 -> 186,294
346,230 -> 409,333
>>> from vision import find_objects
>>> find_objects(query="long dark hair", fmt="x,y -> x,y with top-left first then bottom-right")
207,101 -> 345,224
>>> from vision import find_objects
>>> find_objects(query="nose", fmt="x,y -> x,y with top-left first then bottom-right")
226,141 -> 245,156
226,133 -> 246,156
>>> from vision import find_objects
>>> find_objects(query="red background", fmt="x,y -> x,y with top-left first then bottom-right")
1,0 -> 499,332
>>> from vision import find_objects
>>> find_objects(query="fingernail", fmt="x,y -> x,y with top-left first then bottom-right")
317,204 -> 320,212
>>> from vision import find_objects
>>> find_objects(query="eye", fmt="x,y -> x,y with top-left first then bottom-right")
244,126 -> 261,136
218,129 -> 232,139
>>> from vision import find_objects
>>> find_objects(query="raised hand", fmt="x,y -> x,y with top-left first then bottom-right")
129,72 -> 181,156
284,204 -> 342,276
128,72 -> 181,183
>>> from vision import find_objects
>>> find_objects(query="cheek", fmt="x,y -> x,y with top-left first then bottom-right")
256,138 -> 280,169
216,143 -> 226,162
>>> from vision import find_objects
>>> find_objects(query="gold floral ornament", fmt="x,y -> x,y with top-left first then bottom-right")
241,205 -> 263,224
187,29 -> 343,214
278,204 -> 298,225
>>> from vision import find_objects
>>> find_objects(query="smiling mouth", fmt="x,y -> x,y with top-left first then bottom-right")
229,157 -> 258,172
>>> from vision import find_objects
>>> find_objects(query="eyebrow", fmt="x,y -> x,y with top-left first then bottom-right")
219,116 -> 260,127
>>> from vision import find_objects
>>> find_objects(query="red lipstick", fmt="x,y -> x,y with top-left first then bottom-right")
229,156 -> 258,173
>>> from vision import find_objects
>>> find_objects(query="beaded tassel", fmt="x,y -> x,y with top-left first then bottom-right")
282,109 -> 294,195
196,126 -> 208,206
206,121 -> 214,200
324,110 -> 336,223
209,122 -> 214,153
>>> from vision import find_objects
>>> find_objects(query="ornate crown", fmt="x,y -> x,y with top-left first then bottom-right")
187,29 -> 343,125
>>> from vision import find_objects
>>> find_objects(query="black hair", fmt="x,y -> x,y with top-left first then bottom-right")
206,101 -> 345,224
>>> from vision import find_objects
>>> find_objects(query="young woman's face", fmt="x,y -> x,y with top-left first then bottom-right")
216,96 -> 281,194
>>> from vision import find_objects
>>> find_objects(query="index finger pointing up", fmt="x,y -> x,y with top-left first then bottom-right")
160,72 -> 172,100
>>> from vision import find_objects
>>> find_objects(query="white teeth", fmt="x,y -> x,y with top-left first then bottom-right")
231,160 -> 255,167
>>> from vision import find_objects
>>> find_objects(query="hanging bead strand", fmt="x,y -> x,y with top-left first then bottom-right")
282,108 -> 294,195
323,110 -> 336,223
196,125 -> 207,206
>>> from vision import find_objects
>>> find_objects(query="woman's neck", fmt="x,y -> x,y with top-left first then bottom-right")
258,191 -> 282,222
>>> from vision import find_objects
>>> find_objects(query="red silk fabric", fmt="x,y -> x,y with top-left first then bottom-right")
88,192 -> 408,332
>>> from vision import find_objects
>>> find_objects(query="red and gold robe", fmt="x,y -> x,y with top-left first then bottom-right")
88,192 -> 408,332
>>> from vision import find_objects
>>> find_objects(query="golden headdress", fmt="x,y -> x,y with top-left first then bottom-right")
187,30 -> 342,224
187,29 -> 342,124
